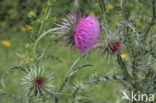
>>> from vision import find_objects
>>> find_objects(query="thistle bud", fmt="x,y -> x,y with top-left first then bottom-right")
108,41 -> 121,55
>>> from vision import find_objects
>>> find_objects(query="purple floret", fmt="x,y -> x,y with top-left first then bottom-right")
73,16 -> 100,52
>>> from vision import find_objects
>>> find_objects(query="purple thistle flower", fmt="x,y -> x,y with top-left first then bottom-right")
34,12 -> 100,53
56,12 -> 100,52
73,16 -> 100,52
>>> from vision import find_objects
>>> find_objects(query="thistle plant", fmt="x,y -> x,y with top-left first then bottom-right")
32,10 -> 101,102
91,0 -> 156,102
1,0 -> 156,103
1,0 -> 100,103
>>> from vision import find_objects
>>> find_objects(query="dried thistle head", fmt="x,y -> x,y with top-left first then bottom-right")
21,65 -> 53,97
55,11 -> 100,52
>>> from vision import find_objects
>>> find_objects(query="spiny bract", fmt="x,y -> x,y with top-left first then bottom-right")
56,12 -> 100,52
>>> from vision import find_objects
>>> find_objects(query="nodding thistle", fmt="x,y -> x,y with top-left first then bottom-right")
21,65 -> 53,97
56,12 -> 100,52
34,11 -> 100,53
73,15 -> 100,52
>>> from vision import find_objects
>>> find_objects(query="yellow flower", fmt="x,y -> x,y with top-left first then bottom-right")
152,25 -> 156,30
120,53 -> 128,59
106,4 -> 114,10
26,25 -> 33,30
20,54 -> 33,61
21,25 -> 33,31
0,40 -> 11,47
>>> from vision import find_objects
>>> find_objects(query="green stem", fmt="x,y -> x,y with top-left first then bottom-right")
117,55 -> 138,90
55,54 -> 85,103
37,0 -> 53,37
72,88 -> 79,103
59,54 -> 84,91
33,28 -> 57,55
25,96 -> 32,103
33,0 -> 54,55
117,55 -> 131,79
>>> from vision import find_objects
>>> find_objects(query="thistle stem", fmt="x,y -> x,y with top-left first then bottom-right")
55,54 -> 85,103
33,28 -> 57,55
117,55 -> 131,79
72,88 -> 79,103
37,0 -> 53,37
117,55 -> 138,90
26,97 -> 31,103
60,54 -> 84,91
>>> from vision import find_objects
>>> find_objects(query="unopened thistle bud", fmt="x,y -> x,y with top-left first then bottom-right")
107,41 -> 121,55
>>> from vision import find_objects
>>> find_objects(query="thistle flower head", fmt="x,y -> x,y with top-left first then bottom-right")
74,16 -> 100,52
21,65 -> 53,97
55,12 -> 100,52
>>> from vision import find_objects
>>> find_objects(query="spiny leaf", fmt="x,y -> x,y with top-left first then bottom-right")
69,64 -> 93,77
